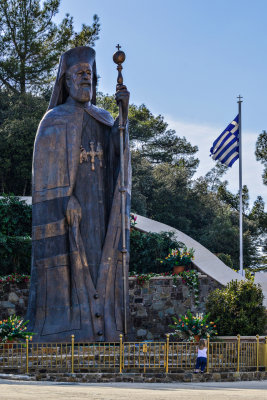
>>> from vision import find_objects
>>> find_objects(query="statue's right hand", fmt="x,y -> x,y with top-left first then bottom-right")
66,196 -> 82,226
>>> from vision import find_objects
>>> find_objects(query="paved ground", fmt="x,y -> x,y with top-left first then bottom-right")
1,379 -> 267,400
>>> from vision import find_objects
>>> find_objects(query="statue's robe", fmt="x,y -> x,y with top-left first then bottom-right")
26,99 -> 131,342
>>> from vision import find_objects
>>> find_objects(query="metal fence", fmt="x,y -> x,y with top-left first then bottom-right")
0,334 -> 266,374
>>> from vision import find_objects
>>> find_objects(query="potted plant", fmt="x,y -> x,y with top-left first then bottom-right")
0,315 -> 34,346
162,246 -> 195,273
168,310 -> 218,342
130,213 -> 137,232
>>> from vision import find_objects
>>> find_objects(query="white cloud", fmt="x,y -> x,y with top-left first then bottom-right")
166,116 -> 267,206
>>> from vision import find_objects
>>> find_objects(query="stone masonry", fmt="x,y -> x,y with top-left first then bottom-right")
128,274 -> 221,340
0,281 -> 29,320
0,275 -> 221,340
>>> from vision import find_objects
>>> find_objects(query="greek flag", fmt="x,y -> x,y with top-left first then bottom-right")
210,115 -> 239,167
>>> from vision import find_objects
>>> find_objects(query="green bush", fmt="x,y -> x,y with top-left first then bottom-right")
216,253 -> 234,269
0,234 -> 31,274
206,280 -> 267,335
0,194 -> 31,236
0,195 -> 32,274
129,229 -> 182,274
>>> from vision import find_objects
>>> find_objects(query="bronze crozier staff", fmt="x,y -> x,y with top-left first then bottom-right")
113,44 -> 129,336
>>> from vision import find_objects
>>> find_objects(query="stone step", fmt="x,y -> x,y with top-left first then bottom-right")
0,370 -> 266,383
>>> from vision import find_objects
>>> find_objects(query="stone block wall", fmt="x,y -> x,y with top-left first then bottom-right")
0,281 -> 30,320
0,274 -> 221,340
128,274 -> 221,340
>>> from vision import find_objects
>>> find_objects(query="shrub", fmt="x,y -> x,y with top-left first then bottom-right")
0,234 -> 32,274
216,253 -> 234,269
0,194 -> 31,236
0,194 -> 32,274
206,280 -> 267,335
129,229 -> 182,274
0,273 -> 30,285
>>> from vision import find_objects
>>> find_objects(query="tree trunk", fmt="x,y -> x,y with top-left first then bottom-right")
20,60 -> 26,93
23,180 -> 27,196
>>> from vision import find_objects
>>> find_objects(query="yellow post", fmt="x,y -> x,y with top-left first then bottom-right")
26,335 -> 29,374
256,334 -> 259,372
206,334 -> 210,373
237,334 -> 240,373
265,337 -> 267,371
165,334 -> 170,374
119,334 -> 123,374
71,334 -> 75,374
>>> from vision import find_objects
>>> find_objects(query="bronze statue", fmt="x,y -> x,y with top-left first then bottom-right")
26,46 -> 131,342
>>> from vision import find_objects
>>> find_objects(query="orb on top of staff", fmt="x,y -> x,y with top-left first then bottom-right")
113,44 -> 126,65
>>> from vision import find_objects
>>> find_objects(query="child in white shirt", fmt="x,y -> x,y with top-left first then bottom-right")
194,339 -> 207,373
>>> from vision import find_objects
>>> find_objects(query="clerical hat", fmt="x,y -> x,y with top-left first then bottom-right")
63,46 -> 96,71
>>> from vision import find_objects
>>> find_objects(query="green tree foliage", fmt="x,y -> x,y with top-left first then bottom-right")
130,229 -> 182,274
0,195 -> 31,274
216,253 -> 234,269
206,280 -> 267,335
97,93 -> 199,173
204,162 -> 228,192
131,151 -> 156,216
0,194 -> 31,236
0,0 -> 100,93
250,196 -> 267,234
97,93 -> 265,268
255,130 -> 267,185
0,91 -> 47,194
0,1 -> 100,194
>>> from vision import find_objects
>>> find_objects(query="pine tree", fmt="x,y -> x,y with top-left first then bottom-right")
0,0 -> 100,93
255,130 -> 267,185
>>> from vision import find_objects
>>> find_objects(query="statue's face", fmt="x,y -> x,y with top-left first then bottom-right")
66,63 -> 92,103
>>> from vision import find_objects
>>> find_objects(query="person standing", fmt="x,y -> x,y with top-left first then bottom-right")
194,339 -> 207,373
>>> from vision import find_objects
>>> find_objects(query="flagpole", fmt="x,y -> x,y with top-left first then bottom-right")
237,95 -> 243,276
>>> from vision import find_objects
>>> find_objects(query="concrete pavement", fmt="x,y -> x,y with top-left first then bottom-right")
1,379 -> 267,399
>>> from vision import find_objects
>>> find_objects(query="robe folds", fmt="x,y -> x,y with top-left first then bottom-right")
26,100 -> 131,342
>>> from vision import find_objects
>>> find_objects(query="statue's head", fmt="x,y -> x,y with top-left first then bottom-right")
65,62 -> 93,103
48,46 -> 97,109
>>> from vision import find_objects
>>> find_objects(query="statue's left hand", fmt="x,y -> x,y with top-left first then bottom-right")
66,196 -> 82,226
115,85 -> 130,126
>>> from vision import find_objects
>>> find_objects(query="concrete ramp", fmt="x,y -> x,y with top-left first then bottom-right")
135,214 -> 243,287
254,273 -> 267,307
135,214 -> 267,307
3,198 -> 267,305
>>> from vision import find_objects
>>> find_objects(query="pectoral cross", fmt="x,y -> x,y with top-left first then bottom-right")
88,142 -> 97,171
80,142 -> 103,171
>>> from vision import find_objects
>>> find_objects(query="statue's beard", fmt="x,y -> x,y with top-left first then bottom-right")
69,84 -> 92,103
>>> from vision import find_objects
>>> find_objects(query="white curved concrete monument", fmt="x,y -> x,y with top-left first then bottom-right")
135,214 -> 267,307
5,198 -> 267,306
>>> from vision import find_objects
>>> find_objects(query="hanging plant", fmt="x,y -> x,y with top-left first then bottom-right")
130,270 -> 199,306
178,270 -> 200,306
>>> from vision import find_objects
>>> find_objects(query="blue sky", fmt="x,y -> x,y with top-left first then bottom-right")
56,0 -> 267,205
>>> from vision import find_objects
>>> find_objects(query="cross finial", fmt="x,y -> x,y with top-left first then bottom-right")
237,94 -> 243,102
116,44 -> 121,51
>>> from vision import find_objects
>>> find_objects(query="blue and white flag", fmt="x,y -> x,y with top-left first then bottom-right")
210,115 -> 239,167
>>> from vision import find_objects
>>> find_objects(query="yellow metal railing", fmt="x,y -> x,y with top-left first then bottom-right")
122,341 -> 166,372
0,335 -> 266,374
